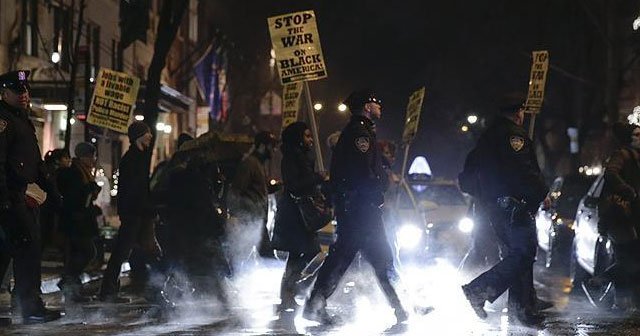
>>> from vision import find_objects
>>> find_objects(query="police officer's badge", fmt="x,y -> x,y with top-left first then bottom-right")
0,119 -> 6,133
355,137 -> 370,153
510,136 -> 525,152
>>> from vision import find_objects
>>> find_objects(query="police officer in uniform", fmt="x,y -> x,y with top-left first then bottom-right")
0,70 -> 61,323
302,89 -> 408,325
461,103 -> 550,326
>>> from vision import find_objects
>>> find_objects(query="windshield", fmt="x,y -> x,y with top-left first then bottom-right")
399,184 -> 467,208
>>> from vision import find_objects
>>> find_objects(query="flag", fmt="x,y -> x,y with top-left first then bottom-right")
194,42 -> 229,123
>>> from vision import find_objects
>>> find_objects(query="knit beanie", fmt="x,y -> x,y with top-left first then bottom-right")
128,121 -> 151,142
74,142 -> 97,158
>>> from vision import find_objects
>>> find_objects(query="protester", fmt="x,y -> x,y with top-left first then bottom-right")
41,149 -> 70,249
595,122 -> 640,310
227,131 -> 277,269
272,122 -> 325,317
99,121 -> 160,302
57,142 -> 101,303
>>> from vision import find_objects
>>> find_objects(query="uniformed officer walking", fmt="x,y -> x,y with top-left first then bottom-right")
303,89 -> 408,325
461,103 -> 550,326
0,70 -> 61,323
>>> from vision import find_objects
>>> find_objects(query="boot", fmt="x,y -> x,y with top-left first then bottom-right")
302,294 -> 340,325
394,307 -> 409,324
58,277 -> 91,304
461,284 -> 487,319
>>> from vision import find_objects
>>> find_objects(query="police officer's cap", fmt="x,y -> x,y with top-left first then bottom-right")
344,89 -> 382,112
0,70 -> 30,94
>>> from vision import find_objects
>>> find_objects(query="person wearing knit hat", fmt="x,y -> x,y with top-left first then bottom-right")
100,120 -> 158,302
128,121 -> 151,143
56,142 -> 101,304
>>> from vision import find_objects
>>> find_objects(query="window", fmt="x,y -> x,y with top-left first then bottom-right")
21,0 -> 38,56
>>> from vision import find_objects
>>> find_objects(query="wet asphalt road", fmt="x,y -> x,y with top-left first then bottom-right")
2,258 -> 640,335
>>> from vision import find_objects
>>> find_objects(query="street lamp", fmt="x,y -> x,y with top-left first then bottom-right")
51,51 -> 61,64
461,125 -> 469,132
313,103 -> 323,111
338,103 -> 347,112
467,115 -> 478,124
634,16 -> 640,30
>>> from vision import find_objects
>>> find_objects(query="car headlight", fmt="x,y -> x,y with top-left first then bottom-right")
396,224 -> 423,249
458,217 -> 474,234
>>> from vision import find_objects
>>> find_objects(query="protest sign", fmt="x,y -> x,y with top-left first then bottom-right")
268,10 -> 327,84
87,69 -> 140,133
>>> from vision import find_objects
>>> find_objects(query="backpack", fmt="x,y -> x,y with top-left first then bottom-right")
458,145 -> 484,197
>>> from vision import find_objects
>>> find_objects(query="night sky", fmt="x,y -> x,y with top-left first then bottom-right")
205,0 -> 630,177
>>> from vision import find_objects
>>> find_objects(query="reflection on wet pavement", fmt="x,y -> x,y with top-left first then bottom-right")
2,258 -> 640,335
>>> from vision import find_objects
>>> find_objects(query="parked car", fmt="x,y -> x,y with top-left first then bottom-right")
570,173 -> 616,307
535,174 -> 596,272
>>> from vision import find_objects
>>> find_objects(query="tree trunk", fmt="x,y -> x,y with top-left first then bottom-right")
142,0 -> 187,168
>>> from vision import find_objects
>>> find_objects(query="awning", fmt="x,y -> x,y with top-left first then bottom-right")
29,80 -> 193,113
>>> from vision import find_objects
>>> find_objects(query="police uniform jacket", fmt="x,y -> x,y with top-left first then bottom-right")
117,145 -> 153,217
330,115 -> 388,207
476,116 -> 547,211
0,101 -> 45,203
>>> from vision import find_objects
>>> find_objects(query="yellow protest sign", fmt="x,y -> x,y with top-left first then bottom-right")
268,10 -> 327,84
87,68 -> 140,133
281,82 -> 303,128
402,87 -> 426,144
524,50 -> 549,114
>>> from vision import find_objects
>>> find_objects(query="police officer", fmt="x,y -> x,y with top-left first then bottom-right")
302,89 -> 408,325
461,103 -> 550,326
0,70 -> 61,323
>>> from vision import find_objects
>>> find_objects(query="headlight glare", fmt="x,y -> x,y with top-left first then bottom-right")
458,217 -> 474,233
396,224 -> 423,249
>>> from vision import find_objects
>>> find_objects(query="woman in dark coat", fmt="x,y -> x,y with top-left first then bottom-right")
272,122 -> 324,314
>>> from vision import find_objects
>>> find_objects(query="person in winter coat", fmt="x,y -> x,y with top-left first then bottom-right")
596,122 -> 640,309
41,148 -> 70,250
56,142 -> 101,303
272,122 -> 325,316
99,121 -> 160,302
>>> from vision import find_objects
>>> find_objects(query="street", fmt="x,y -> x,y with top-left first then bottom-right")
2,257 -> 640,335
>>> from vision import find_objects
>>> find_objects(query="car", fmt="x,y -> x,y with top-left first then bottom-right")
392,177 -> 472,264
535,174 -> 597,273
570,173 -> 616,307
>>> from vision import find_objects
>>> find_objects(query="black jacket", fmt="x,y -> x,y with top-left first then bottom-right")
330,115 -> 388,206
0,101 -> 46,203
272,148 -> 322,254
476,116 -> 547,210
117,145 -> 152,216
57,160 -> 100,236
